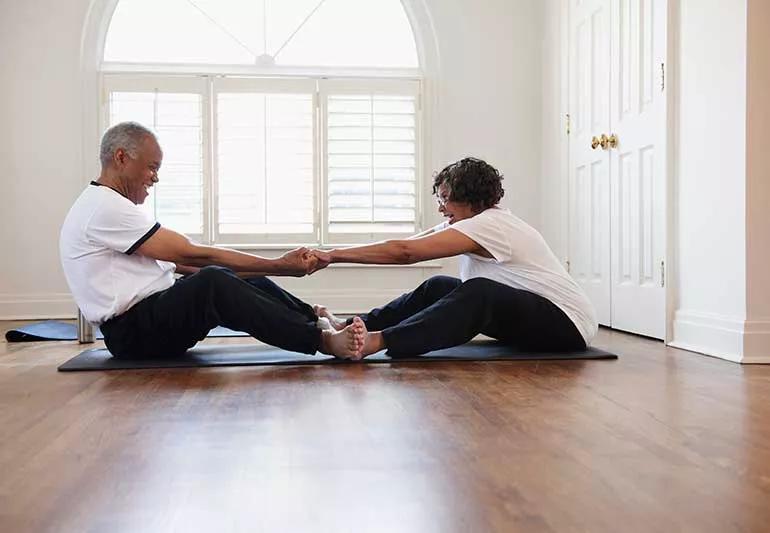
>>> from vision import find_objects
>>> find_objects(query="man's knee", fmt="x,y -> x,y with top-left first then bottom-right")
192,265 -> 238,287
244,275 -> 275,292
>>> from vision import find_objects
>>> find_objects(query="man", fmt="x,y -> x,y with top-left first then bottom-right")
60,121 -> 361,359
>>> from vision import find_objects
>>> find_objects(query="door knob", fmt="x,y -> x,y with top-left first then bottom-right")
608,133 -> 618,148
591,136 -> 601,150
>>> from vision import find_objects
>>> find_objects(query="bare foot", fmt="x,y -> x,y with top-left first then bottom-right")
313,304 -> 347,331
355,331 -> 386,360
319,317 -> 366,359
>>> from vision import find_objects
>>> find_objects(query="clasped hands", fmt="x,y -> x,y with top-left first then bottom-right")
280,247 -> 333,277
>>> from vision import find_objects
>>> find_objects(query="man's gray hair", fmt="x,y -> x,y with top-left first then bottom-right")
99,121 -> 157,168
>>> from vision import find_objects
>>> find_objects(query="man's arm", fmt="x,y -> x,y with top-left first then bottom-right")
316,229 -> 488,266
138,227 -> 316,276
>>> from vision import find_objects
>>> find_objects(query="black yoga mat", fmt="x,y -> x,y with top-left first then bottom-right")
5,320 -> 245,342
58,341 -> 617,371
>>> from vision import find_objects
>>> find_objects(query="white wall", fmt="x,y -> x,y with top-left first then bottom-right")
428,0 -> 543,221
0,0 -> 89,318
670,0 -> 749,360
539,0 -> 568,262
0,0 -> 544,319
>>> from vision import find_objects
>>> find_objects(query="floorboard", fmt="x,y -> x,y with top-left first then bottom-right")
2,321 -> 769,533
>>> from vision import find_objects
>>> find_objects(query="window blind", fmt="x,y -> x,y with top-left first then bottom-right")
108,90 -> 204,236
326,93 -> 417,235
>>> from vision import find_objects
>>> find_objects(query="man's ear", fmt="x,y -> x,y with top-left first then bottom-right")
113,148 -> 128,167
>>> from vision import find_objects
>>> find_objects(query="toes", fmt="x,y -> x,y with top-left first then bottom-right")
339,321 -> 367,358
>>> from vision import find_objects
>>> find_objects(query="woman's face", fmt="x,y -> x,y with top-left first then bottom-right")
436,183 -> 478,224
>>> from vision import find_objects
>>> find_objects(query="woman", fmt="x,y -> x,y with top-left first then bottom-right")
312,157 -> 598,359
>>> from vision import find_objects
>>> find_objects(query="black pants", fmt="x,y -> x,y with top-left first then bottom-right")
101,266 -> 321,359
356,275 -> 586,356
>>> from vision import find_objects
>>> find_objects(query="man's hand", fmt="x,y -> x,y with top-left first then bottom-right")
279,247 -> 319,277
308,249 -> 332,274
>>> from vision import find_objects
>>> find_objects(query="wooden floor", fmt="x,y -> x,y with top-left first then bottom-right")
1,322 -> 769,533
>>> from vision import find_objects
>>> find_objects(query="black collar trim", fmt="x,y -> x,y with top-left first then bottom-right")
91,180 -> 130,201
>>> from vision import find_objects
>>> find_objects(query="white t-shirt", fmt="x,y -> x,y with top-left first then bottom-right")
439,207 -> 598,344
59,182 -> 176,324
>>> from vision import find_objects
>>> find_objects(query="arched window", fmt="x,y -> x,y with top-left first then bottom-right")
101,0 -> 422,244
105,0 -> 418,68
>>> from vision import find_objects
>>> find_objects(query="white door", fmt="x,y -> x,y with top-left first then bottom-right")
608,0 -> 666,338
568,0 -> 612,325
567,0 -> 667,339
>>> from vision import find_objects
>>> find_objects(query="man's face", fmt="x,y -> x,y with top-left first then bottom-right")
436,183 -> 476,224
117,135 -> 162,205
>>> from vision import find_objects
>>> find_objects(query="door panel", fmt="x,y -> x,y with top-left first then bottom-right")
609,0 -> 666,338
567,0 -> 667,338
569,0 -> 612,325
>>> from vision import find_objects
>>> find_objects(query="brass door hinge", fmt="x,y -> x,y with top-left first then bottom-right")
661,63 -> 665,91
660,260 -> 665,288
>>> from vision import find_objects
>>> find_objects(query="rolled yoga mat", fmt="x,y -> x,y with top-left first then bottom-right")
58,340 -> 617,371
5,320 -> 245,342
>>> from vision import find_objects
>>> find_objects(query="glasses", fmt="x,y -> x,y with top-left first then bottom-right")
435,195 -> 450,207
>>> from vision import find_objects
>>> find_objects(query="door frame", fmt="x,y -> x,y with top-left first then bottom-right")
664,0 -> 679,345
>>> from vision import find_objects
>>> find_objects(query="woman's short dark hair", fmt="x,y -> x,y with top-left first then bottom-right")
432,157 -> 505,210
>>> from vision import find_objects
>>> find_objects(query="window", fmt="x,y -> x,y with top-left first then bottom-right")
102,0 -> 421,246
104,0 -> 418,68
106,77 -> 207,239
214,78 -> 316,243
322,80 -> 419,239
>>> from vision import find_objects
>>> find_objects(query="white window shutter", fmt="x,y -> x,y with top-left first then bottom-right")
325,82 -> 419,237
216,91 -> 314,239
107,85 -> 205,237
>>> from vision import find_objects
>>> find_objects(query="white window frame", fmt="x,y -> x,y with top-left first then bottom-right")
100,73 -> 423,248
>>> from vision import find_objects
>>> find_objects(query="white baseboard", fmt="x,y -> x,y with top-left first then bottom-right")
669,310 -> 770,364
670,310 -> 746,362
0,293 -> 78,320
0,289 -> 410,321
742,319 -> 770,364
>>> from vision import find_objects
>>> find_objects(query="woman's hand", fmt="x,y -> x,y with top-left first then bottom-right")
308,249 -> 332,274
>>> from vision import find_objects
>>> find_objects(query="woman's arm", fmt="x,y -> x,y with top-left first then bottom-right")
326,229 -> 487,265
